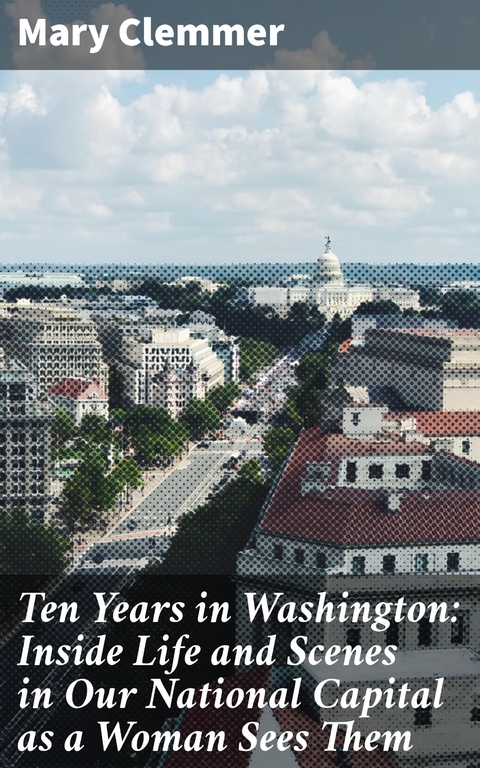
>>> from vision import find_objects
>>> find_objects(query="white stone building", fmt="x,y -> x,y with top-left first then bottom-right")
0,302 -> 109,398
118,328 -> 224,417
247,239 -> 420,320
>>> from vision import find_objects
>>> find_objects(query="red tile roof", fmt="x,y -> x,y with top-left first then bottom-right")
275,708 -> 400,768
163,668 -> 400,768
384,411 -> 480,437
163,668 -> 269,768
261,427 -> 480,546
48,377 -> 105,400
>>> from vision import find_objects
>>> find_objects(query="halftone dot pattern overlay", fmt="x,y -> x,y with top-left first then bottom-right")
2,0 -> 480,70
0,256 -> 478,766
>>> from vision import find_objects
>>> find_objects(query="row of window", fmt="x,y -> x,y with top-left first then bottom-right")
272,545 -> 462,573
274,544 -> 328,569
346,460 -> 433,483
340,618 -> 468,651
0,433 -> 40,443
352,552 -> 461,575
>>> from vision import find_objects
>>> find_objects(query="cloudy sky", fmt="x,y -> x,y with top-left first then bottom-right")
0,68 -> 479,267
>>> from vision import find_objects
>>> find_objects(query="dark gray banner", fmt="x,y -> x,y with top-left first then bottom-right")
1,0 -> 480,70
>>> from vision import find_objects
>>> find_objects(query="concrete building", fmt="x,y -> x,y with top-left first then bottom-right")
170,275 -> 227,293
331,326 -> 480,412
157,656 -> 479,768
118,328 -> 224,417
237,410 -> 480,654
0,302 -> 109,398
247,239 -> 420,320
48,376 -> 108,424
0,353 -> 52,521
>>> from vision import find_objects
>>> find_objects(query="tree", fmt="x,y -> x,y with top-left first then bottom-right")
441,290 -> 480,328
51,409 -> 76,444
295,353 -> 329,386
131,424 -> 159,466
154,475 -> 270,574
237,458 -> 264,484
111,458 -> 143,490
0,514 -> 70,574
354,299 -> 402,316
418,286 -> 442,308
206,382 -> 240,414
79,413 -> 109,442
180,399 -> 220,439
263,427 -> 296,471
62,472 -> 93,522
61,447 -> 120,523
239,338 -> 277,383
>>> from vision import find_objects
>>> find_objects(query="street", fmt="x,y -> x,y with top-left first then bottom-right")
77,424 -> 264,570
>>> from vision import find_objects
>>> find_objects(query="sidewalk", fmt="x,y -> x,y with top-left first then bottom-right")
70,447 -> 193,562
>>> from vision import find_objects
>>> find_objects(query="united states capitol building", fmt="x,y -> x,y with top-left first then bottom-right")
247,238 -> 420,320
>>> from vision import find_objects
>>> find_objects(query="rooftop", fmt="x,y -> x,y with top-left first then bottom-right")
384,410 -> 480,437
48,377 -> 105,400
261,427 -> 480,546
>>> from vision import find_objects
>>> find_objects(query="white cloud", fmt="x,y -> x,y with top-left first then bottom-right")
5,0 -> 145,69
0,69 -> 479,263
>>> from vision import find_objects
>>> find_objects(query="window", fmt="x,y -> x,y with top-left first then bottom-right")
451,614 -> 466,645
274,544 -> 284,561
386,622 -> 400,646
316,552 -> 327,570
352,556 -> 365,576
414,704 -> 432,727
421,460 -> 432,481
418,618 -> 432,647
395,463 -> 410,479
383,554 -> 396,573
346,628 -> 361,646
346,461 -> 357,482
351,412 -> 360,426
462,440 -> 471,455
369,464 -> 384,479
447,552 -> 460,572
294,548 -> 304,565
415,553 -> 428,573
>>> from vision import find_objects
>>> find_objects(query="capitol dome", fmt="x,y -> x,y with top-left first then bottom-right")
314,238 -> 344,285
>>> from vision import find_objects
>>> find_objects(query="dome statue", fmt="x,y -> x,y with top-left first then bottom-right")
314,236 -> 344,286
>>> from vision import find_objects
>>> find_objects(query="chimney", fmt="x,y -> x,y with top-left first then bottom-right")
380,489 -> 403,514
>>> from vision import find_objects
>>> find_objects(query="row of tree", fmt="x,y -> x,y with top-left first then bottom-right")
56,382 -> 242,526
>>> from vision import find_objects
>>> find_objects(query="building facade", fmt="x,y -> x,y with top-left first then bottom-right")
118,328 -> 225,417
0,354 -> 52,521
0,302 -> 109,398
247,240 -> 420,320
332,326 -> 480,412
238,412 -> 480,654
48,376 -> 109,424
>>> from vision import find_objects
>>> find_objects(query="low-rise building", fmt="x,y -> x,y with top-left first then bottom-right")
48,376 -> 108,424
